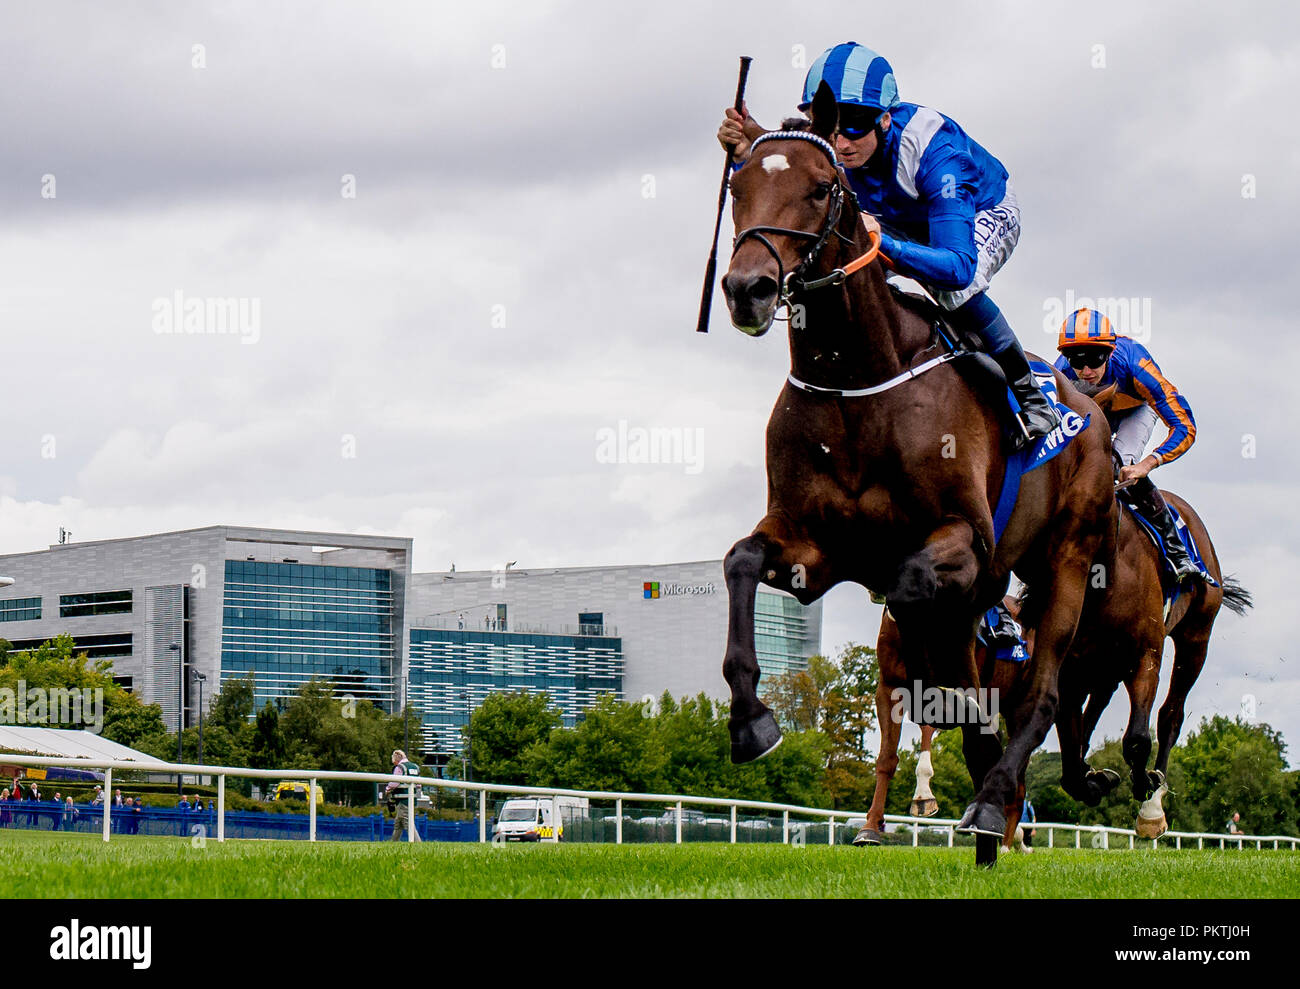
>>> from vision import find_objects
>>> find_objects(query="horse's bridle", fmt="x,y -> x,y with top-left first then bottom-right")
730,131 -> 884,301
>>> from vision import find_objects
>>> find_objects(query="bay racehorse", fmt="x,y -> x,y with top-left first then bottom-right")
1054,480 -> 1251,835
718,81 -> 1115,865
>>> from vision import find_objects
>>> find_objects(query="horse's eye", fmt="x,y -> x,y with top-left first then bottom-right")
811,182 -> 832,201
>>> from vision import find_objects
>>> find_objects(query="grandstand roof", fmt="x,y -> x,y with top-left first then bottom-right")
0,726 -> 167,763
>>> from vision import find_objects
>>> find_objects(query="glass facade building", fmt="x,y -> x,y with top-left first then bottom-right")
221,560 -> 397,711
408,627 -> 623,755
754,591 -> 816,680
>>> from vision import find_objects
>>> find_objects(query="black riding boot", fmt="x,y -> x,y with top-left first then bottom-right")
1127,476 -> 1202,582
992,342 -> 1062,449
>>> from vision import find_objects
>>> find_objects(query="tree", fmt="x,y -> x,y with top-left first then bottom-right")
208,673 -> 256,733
1171,716 -> 1296,836
524,694 -> 666,793
250,702 -> 287,771
0,634 -> 166,747
460,691 -> 562,787
762,642 -> 879,808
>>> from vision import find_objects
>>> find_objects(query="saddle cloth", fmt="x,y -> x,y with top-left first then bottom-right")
992,360 -> 1091,542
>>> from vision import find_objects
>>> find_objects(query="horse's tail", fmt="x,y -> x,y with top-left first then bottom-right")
1220,575 -> 1253,617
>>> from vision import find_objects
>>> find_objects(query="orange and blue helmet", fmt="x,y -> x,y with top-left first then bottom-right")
1058,308 -> 1118,352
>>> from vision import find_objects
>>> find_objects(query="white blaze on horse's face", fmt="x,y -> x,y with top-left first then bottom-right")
760,154 -> 790,174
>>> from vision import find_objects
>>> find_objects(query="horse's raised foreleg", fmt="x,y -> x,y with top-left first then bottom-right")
722,520 -> 829,763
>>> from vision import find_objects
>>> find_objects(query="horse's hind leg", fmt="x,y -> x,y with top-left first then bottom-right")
858,678 -> 903,846
1155,627 -> 1211,780
1122,646 -> 1162,801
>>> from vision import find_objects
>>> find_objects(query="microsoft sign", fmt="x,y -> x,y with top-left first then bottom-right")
643,581 -> 717,599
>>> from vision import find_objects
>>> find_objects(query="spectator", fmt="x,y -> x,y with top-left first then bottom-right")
63,796 -> 77,831
177,795 -> 190,812
0,787 -> 8,828
384,749 -> 423,843
1226,812 -> 1243,835
90,785 -> 104,806
457,612 -> 465,630
114,789 -> 123,807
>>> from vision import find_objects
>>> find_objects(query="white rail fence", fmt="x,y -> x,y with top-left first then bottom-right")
3,753 -> 1295,851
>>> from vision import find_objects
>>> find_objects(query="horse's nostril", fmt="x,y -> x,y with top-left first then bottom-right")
749,276 -> 779,304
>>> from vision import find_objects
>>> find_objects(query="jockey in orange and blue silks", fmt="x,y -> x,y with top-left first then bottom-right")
1054,308 -> 1203,582
716,41 -> 1062,447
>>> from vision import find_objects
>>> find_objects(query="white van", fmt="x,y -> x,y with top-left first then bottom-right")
492,796 -> 588,842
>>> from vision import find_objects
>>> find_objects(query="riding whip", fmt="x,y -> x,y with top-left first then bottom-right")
695,55 -> 752,333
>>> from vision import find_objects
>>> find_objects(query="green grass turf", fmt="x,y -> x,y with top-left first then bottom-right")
3,829 -> 1297,898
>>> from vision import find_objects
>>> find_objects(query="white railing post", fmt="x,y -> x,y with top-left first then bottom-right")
730,805 -> 737,844
782,810 -> 788,844
102,767 -> 112,843
616,798 -> 622,845
310,778 -> 318,842
405,783 -> 414,843
1047,826 -> 1053,848
828,815 -> 833,845
1198,836 -> 1203,849
1128,834 -> 1134,849
551,795 -> 560,844
479,789 -> 487,843
1075,829 -> 1080,849
217,775 -> 225,843
675,801 -> 682,844
947,827 -> 953,847
1176,835 -> 1181,849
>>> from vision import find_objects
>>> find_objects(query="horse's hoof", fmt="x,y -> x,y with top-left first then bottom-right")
909,797 -> 939,818
851,827 -> 883,847
975,833 -> 999,868
1147,769 -> 1166,791
956,801 -> 1007,839
729,710 -> 783,764
1085,767 -> 1123,794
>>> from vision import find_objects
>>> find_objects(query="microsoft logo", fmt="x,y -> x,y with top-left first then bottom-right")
643,580 -> 716,599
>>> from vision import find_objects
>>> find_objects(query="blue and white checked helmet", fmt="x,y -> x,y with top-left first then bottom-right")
800,42 -> 900,111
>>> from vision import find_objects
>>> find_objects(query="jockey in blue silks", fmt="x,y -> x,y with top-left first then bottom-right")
718,42 -> 1061,445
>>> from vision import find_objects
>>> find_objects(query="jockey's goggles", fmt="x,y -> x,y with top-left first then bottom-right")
837,106 -> 884,140
1065,347 -> 1112,370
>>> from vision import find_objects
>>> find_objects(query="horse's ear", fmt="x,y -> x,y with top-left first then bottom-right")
810,80 -> 838,140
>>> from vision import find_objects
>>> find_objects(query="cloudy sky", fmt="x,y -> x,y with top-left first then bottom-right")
1,2 -> 1297,762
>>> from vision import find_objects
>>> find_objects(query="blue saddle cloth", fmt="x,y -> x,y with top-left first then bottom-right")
992,361 -> 1091,541
1123,500 -> 1218,613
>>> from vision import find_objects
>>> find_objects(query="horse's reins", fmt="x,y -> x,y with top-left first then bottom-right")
731,131 -> 892,301
731,130 -> 970,399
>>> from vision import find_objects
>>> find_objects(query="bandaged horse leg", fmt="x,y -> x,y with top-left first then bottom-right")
909,725 -> 939,818
722,517 -> 830,763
